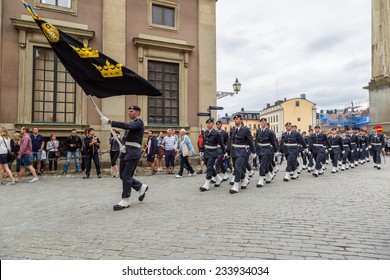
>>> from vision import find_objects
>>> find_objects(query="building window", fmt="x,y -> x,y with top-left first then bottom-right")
296,101 -> 300,107
36,0 -> 77,15
41,0 -> 71,8
297,117 -> 301,122
32,47 -> 76,123
148,61 -> 179,125
149,1 -> 179,31
253,124 -> 256,129
276,115 -> 278,122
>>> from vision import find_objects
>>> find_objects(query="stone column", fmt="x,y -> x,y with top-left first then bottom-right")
365,0 -> 390,133
198,0 -> 217,122
101,0 -> 127,163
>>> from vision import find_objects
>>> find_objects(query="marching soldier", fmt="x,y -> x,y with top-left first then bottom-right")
199,117 -> 226,191
358,129 -> 368,164
101,105 -> 148,211
348,128 -> 359,168
368,126 -> 385,170
255,117 -> 279,187
300,131 -> 308,170
230,114 -> 255,194
328,127 -> 343,173
267,122 -> 279,176
215,120 -> 229,182
292,125 -> 304,174
340,130 -> 352,171
280,122 -> 307,181
363,130 -> 371,162
309,125 -> 331,177
305,128 -> 314,172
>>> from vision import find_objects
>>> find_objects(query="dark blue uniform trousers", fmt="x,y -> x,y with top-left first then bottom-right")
120,158 -> 142,198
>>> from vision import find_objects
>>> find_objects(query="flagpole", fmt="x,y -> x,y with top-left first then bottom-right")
87,95 -> 126,153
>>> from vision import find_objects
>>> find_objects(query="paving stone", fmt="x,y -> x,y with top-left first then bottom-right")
1,161 -> 389,260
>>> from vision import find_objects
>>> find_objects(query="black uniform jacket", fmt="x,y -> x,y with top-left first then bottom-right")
202,128 -> 226,158
309,132 -> 331,152
328,135 -> 343,151
255,128 -> 279,156
281,130 -> 306,155
230,126 -> 255,158
111,118 -> 144,161
369,133 -> 385,149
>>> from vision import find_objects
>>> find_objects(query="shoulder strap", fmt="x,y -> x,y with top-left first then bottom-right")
2,136 -> 10,150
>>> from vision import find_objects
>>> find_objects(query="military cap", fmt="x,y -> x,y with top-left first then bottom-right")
128,105 -> 141,112
285,122 -> 292,126
206,117 -> 215,124
260,117 -> 267,122
308,128 -> 313,132
314,125 -> 320,129
216,120 -> 222,125
292,124 -> 297,128
331,127 -> 337,131
233,114 -> 242,119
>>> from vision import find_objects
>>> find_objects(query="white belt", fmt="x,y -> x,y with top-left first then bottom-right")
125,142 -> 141,148
372,143 -> 382,146
205,145 -> 218,149
257,143 -> 271,147
313,144 -> 324,147
233,144 -> 249,148
331,145 -> 340,148
285,143 -> 297,146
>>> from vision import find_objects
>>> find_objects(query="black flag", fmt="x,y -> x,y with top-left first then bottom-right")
23,1 -> 162,98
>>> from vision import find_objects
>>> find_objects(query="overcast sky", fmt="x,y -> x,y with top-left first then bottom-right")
215,0 -> 371,117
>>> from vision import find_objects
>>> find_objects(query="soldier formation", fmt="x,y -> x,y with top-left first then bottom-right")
198,115 -> 387,194
97,106 -> 386,211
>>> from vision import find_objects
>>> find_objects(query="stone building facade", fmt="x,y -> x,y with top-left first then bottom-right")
0,0 -> 217,158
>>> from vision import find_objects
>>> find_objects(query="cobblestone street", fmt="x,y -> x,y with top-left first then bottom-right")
1,161 -> 389,260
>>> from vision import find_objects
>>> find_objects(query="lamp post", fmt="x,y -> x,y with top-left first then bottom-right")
216,77 -> 241,99
233,77 -> 241,95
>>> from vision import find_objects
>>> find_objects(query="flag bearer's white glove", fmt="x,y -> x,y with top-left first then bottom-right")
101,116 -> 110,125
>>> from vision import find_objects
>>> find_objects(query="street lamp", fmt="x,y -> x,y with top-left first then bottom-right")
216,77 -> 242,99
233,77 -> 241,95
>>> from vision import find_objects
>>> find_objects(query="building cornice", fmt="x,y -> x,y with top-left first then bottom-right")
364,76 -> 390,90
10,18 -> 95,39
133,36 -> 194,53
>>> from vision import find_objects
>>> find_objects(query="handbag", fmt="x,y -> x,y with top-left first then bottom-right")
2,136 -> 16,162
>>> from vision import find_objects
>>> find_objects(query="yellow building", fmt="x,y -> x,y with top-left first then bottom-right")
259,95 -> 316,136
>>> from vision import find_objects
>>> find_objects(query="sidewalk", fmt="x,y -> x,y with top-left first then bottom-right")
0,160 -> 389,260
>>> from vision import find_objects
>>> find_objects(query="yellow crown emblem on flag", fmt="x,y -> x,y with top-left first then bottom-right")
92,60 -> 123,78
71,44 -> 99,58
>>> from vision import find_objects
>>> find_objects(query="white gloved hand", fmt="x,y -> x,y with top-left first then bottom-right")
224,152 -> 229,158
304,148 -> 309,154
368,145 -> 372,150
101,116 -> 110,125
342,150 -> 345,154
